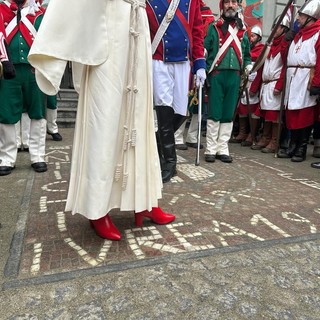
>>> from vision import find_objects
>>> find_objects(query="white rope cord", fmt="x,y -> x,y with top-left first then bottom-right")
74,65 -> 90,204
114,0 -> 145,190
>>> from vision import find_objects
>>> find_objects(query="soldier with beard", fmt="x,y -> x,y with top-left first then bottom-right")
204,0 -> 252,163
0,0 -> 47,176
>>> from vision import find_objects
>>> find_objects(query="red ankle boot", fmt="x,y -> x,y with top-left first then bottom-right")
90,214 -> 121,240
135,207 -> 175,227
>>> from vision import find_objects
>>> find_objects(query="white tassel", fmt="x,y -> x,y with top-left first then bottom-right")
114,164 -> 122,181
123,132 -> 129,151
122,173 -> 128,190
131,129 -> 137,147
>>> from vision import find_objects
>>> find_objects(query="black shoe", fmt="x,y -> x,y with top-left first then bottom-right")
291,155 -> 306,162
241,140 -> 252,147
251,144 -> 264,150
216,154 -> 233,163
23,147 -> 29,153
18,147 -> 22,152
277,149 -> 292,158
162,167 -> 177,183
48,132 -> 62,141
205,154 -> 216,163
186,142 -> 203,149
31,162 -> 48,172
229,137 -> 242,143
311,162 -> 320,169
175,143 -> 188,150
291,146 -> 307,163
0,166 -> 14,176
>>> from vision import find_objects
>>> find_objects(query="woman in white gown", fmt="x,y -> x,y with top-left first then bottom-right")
29,0 -> 175,240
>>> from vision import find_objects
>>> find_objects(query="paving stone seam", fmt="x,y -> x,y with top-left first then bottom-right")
2,231 -> 320,291
4,170 -> 35,278
2,147 -> 320,290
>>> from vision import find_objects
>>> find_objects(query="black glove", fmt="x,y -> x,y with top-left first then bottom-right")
2,61 -> 16,79
285,30 -> 296,42
310,86 -> 320,96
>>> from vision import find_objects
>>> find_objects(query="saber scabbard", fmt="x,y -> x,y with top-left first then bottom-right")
195,83 -> 203,166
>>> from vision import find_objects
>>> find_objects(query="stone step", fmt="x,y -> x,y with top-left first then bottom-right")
57,88 -> 79,100
57,98 -> 78,108
56,117 -> 76,128
57,107 -> 77,118
57,89 -> 78,128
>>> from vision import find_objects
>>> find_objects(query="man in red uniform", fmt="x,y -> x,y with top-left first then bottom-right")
279,0 -> 320,162
174,0 -> 215,150
250,16 -> 291,153
146,0 -> 206,182
231,24 -> 264,146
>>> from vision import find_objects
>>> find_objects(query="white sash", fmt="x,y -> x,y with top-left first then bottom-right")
4,4 -> 37,39
0,32 -> 8,61
208,25 -> 241,74
151,0 -> 180,55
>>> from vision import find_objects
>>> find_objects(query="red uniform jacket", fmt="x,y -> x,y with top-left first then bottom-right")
146,0 -> 206,73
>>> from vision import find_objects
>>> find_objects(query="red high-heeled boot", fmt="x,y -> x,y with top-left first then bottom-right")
90,214 -> 121,240
135,206 -> 175,227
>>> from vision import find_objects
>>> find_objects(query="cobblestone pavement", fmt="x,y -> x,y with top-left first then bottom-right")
1,128 -> 320,319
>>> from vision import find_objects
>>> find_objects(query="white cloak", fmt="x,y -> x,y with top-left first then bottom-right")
285,32 -> 319,110
29,0 -> 163,219
259,53 -> 282,111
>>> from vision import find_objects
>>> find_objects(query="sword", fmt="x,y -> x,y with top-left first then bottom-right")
244,86 -> 257,144
195,83 -> 203,166
275,0 -> 296,157
240,0 -> 294,93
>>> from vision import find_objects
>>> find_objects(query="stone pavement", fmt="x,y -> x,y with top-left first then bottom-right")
1,127 -> 320,319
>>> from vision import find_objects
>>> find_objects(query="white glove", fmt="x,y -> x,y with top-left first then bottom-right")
248,71 -> 257,82
245,63 -> 253,74
196,68 -> 206,88
28,0 -> 40,15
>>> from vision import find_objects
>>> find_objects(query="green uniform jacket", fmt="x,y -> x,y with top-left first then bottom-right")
0,14 -> 45,123
204,22 -> 251,122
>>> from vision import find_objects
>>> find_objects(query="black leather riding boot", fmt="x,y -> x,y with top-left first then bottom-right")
155,106 -> 177,183
155,130 -> 165,169
291,126 -> 312,162
277,129 -> 298,158
173,113 -> 187,133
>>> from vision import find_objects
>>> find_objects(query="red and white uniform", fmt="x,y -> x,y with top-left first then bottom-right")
285,19 -> 320,129
0,12 -> 9,62
238,41 -> 264,115
1,0 -> 43,47
251,34 -> 289,122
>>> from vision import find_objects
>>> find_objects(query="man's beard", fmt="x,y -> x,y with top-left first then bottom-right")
224,9 -> 237,18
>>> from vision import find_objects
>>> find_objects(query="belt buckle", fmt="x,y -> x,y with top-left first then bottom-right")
166,11 -> 174,22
